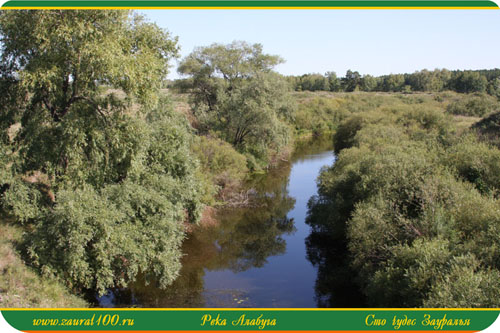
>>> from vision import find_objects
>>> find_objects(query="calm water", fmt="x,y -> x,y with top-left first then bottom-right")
97,136 -> 362,308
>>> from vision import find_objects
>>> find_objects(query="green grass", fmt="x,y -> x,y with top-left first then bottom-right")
0,219 -> 88,308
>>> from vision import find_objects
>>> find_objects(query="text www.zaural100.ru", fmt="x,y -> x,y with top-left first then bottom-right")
32,314 -> 134,327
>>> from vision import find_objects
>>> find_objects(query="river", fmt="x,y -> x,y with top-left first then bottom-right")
96,136 -> 363,308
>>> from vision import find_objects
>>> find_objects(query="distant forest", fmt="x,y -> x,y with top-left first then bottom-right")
173,68 -> 500,97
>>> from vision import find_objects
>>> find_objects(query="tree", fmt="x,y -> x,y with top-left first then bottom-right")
360,75 -> 378,92
326,71 -> 341,92
381,74 -> 405,92
488,77 -> 500,99
450,70 -> 487,93
342,70 -> 362,92
178,41 -> 294,165
0,10 -> 203,295
0,10 -> 180,185
298,73 -> 329,91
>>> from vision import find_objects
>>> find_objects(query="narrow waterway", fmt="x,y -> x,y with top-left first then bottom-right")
97,136 -> 362,308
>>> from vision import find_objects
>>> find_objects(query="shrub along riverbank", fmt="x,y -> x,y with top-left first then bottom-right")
306,92 -> 500,307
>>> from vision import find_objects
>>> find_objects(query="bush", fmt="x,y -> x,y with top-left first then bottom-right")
424,255 -> 500,308
446,93 -> 499,117
443,135 -> 500,195
25,182 -> 186,295
365,238 -> 453,307
191,136 -> 248,201
473,111 -> 500,148
2,100 -> 205,295
294,97 -> 349,135
308,94 -> 500,307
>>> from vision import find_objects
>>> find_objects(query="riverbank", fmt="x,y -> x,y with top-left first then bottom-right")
1,91 -> 491,308
0,219 -> 87,308
92,134 -> 338,307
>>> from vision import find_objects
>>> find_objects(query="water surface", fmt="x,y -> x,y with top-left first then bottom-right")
98,136 -> 361,308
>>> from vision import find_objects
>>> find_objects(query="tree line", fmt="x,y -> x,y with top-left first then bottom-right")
288,68 -> 500,97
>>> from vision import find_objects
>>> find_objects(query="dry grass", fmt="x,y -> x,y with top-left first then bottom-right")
0,220 -> 87,308
453,115 -> 482,135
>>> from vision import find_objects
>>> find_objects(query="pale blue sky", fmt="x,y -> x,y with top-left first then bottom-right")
139,10 -> 500,79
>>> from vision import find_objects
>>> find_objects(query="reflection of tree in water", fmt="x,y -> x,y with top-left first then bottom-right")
305,190 -> 366,308
292,134 -> 336,162
95,135 -> 344,308
96,152 -> 296,307
212,195 -> 296,272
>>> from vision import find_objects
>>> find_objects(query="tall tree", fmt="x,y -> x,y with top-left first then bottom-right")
0,10 -> 180,184
325,71 -> 341,92
342,70 -> 362,92
178,41 -> 294,164
0,10 -> 203,295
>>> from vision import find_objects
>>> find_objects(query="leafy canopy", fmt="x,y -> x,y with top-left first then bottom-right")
0,10 -> 203,295
178,41 -> 294,166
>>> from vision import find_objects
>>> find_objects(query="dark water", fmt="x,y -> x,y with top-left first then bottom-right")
96,136 -> 363,308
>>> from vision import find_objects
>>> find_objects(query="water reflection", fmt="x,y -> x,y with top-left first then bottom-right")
305,173 -> 367,307
305,228 -> 366,307
95,135 -> 362,307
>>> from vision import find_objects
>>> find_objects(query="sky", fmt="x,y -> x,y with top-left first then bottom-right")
139,10 -> 500,79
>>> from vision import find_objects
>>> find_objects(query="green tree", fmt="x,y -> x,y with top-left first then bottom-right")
299,73 -> 329,91
0,10 -> 203,295
381,74 -> 405,92
326,71 -> 341,92
406,69 -> 448,92
488,77 -> 500,99
360,75 -> 378,92
342,70 -> 362,92
178,41 -> 294,165
450,70 -> 487,93
0,10 -> 180,185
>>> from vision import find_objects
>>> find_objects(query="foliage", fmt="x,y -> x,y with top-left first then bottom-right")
294,97 -> 349,135
0,10 -> 204,296
449,70 -> 488,93
406,69 -> 451,92
341,70 -> 362,92
423,255 -> 500,308
472,111 -> 500,148
446,93 -> 499,117
307,97 -> 500,307
191,135 -> 248,201
287,68 -> 499,97
379,74 -> 405,92
488,77 -> 500,99
25,180 -> 187,295
178,41 -> 294,166
295,73 -> 330,91
0,220 -> 88,307
442,134 -> 500,195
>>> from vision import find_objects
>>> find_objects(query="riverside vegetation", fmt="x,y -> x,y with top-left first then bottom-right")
1,10 -> 500,307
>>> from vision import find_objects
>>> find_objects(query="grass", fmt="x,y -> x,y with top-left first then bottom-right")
0,219 -> 88,308
453,115 -> 482,134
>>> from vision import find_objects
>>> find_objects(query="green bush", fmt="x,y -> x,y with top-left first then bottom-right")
308,95 -> 500,307
294,97 -> 349,135
333,115 -> 367,154
191,135 -> 248,201
365,238 -> 453,307
473,111 -> 500,148
424,255 -> 500,308
443,135 -> 500,195
26,182 -> 186,295
446,93 -> 499,117
2,100 -> 205,295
